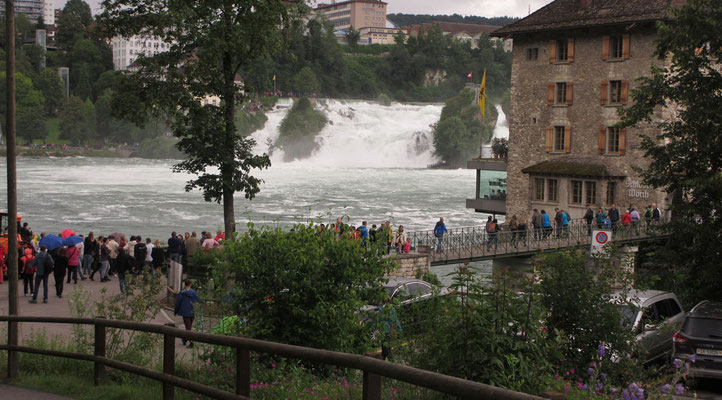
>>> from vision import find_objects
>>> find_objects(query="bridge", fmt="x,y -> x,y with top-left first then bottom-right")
408,219 -> 668,266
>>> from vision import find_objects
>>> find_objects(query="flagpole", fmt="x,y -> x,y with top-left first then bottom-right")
478,69 -> 487,157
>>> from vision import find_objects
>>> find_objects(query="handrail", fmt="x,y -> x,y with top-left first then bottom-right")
1,315 -> 544,400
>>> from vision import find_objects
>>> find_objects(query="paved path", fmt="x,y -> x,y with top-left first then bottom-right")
0,384 -> 75,399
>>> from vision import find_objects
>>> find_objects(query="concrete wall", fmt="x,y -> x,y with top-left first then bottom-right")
506,24 -> 670,221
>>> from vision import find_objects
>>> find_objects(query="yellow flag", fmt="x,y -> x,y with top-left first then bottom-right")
479,69 -> 486,119
272,74 -> 276,81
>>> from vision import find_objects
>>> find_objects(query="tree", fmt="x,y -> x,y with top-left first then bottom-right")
99,0 -> 305,239
619,0 -> 722,303
345,26 -> 360,47
292,66 -> 320,94
59,95 -> 95,144
0,72 -> 46,142
56,0 -> 93,51
35,68 -> 66,116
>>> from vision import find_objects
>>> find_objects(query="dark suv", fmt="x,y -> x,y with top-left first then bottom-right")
672,301 -> 722,379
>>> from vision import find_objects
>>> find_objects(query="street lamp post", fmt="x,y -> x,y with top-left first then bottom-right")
5,0 -> 20,379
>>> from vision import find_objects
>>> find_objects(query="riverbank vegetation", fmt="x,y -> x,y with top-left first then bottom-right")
275,98 -> 328,161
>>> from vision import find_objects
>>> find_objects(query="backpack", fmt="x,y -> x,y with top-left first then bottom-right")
645,209 -> 652,219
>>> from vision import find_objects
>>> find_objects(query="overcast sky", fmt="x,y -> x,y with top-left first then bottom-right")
57,0 -> 552,19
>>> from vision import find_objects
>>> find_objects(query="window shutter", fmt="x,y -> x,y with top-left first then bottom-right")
564,126 -> 572,153
621,80 -> 629,105
622,34 -> 631,59
602,35 -> 610,60
619,128 -> 627,155
549,40 -> 556,63
598,126 -> 606,154
566,82 -> 573,105
545,126 -> 553,152
547,82 -> 555,105
600,81 -> 608,105
567,38 -> 575,62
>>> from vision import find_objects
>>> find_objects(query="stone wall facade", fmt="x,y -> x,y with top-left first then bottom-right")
506,24 -> 670,221
388,248 -> 430,278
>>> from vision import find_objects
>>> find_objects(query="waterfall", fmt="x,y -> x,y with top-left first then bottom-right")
251,99 -> 443,168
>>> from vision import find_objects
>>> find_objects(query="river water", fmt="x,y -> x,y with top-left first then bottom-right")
0,100 -> 511,283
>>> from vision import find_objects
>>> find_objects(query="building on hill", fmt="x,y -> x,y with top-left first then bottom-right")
0,0 -> 47,22
112,35 -> 172,71
404,22 -> 512,51
315,0 -> 400,45
465,0 -> 682,219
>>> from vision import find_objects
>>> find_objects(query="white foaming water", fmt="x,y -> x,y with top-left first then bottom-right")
493,105 -> 509,140
254,99 -> 442,168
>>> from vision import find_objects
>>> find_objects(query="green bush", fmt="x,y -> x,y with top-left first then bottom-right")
401,266 -> 559,394
207,222 -> 397,355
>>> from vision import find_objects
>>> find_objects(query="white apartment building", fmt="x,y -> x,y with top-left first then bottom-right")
112,35 -> 172,71
0,0 -> 48,22
43,0 -> 54,25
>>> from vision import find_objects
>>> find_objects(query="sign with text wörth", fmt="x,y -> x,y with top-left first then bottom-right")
626,179 -> 653,199
591,229 -> 613,256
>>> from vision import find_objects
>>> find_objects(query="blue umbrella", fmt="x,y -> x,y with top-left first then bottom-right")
39,234 -> 64,251
62,235 -> 83,247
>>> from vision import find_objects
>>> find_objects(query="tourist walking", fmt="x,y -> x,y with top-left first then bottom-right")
107,235 -> 119,276
541,210 -> 552,238
630,207 -> 641,233
644,205 -> 653,226
184,232 -> 201,258
394,226 -> 408,254
561,210 -> 570,236
554,208 -> 563,237
584,205 -> 594,235
133,236 -> 147,275
29,245 -> 54,304
509,215 -> 519,248
66,243 -> 80,284
168,232 -> 182,264
98,238 -> 111,282
596,208 -> 607,230
116,247 -> 130,293
144,238 -> 154,272
53,247 -> 68,298
532,209 -> 542,240
608,204 -> 620,232
83,232 -> 97,278
518,219 -> 528,246
434,217 -> 447,252
152,239 -> 165,274
174,279 -> 200,348
21,248 -> 35,296
652,204 -> 662,224
358,221 -> 369,243
486,219 -> 499,251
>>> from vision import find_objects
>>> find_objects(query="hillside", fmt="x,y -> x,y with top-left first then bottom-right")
387,14 -> 519,28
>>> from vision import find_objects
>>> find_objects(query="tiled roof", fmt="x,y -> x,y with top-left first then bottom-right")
521,157 -> 626,178
492,0 -> 686,37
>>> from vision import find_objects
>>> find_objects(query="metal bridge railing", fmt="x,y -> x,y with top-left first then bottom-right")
408,219 -> 666,263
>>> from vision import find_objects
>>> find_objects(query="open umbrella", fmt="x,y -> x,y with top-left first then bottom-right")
61,229 -> 77,239
39,234 -> 64,251
62,235 -> 83,247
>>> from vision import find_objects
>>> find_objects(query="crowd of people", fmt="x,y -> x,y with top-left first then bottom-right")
0,222 -> 229,304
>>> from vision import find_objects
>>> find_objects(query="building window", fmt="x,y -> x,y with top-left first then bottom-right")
606,182 -> 617,205
554,126 -> 565,152
548,179 -> 558,202
535,178 -> 545,200
610,35 -> 624,59
585,181 -> 597,205
571,180 -> 583,204
607,127 -> 620,153
556,82 -> 567,104
527,47 -> 538,60
556,39 -> 568,61
610,80 -> 623,103
598,126 -> 626,155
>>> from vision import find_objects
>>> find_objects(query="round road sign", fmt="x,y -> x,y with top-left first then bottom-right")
595,231 -> 609,245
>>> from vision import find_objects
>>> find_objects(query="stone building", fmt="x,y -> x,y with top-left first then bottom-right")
481,0 -> 683,220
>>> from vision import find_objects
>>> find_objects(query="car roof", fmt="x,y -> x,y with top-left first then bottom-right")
689,301 -> 722,318
612,289 -> 675,306
384,277 -> 428,288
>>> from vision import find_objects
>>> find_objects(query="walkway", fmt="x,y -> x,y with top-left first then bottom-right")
408,220 -> 668,266
0,384 -> 74,399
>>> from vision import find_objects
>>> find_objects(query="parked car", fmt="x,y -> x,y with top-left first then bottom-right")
615,290 -> 685,363
672,300 -> 722,379
361,277 -> 449,331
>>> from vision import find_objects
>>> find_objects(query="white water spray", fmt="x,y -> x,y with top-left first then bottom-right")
252,99 -> 443,168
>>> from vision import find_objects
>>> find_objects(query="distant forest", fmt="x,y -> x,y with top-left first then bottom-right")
387,13 -> 519,28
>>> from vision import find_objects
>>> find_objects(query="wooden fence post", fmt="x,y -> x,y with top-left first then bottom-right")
163,324 -> 176,400
94,321 -> 106,386
362,370 -> 381,400
7,320 -> 17,378
236,347 -> 250,397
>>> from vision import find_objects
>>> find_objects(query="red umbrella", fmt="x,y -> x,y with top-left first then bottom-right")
61,229 -> 77,238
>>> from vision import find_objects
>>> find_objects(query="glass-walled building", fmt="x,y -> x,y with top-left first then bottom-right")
466,158 -> 507,215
